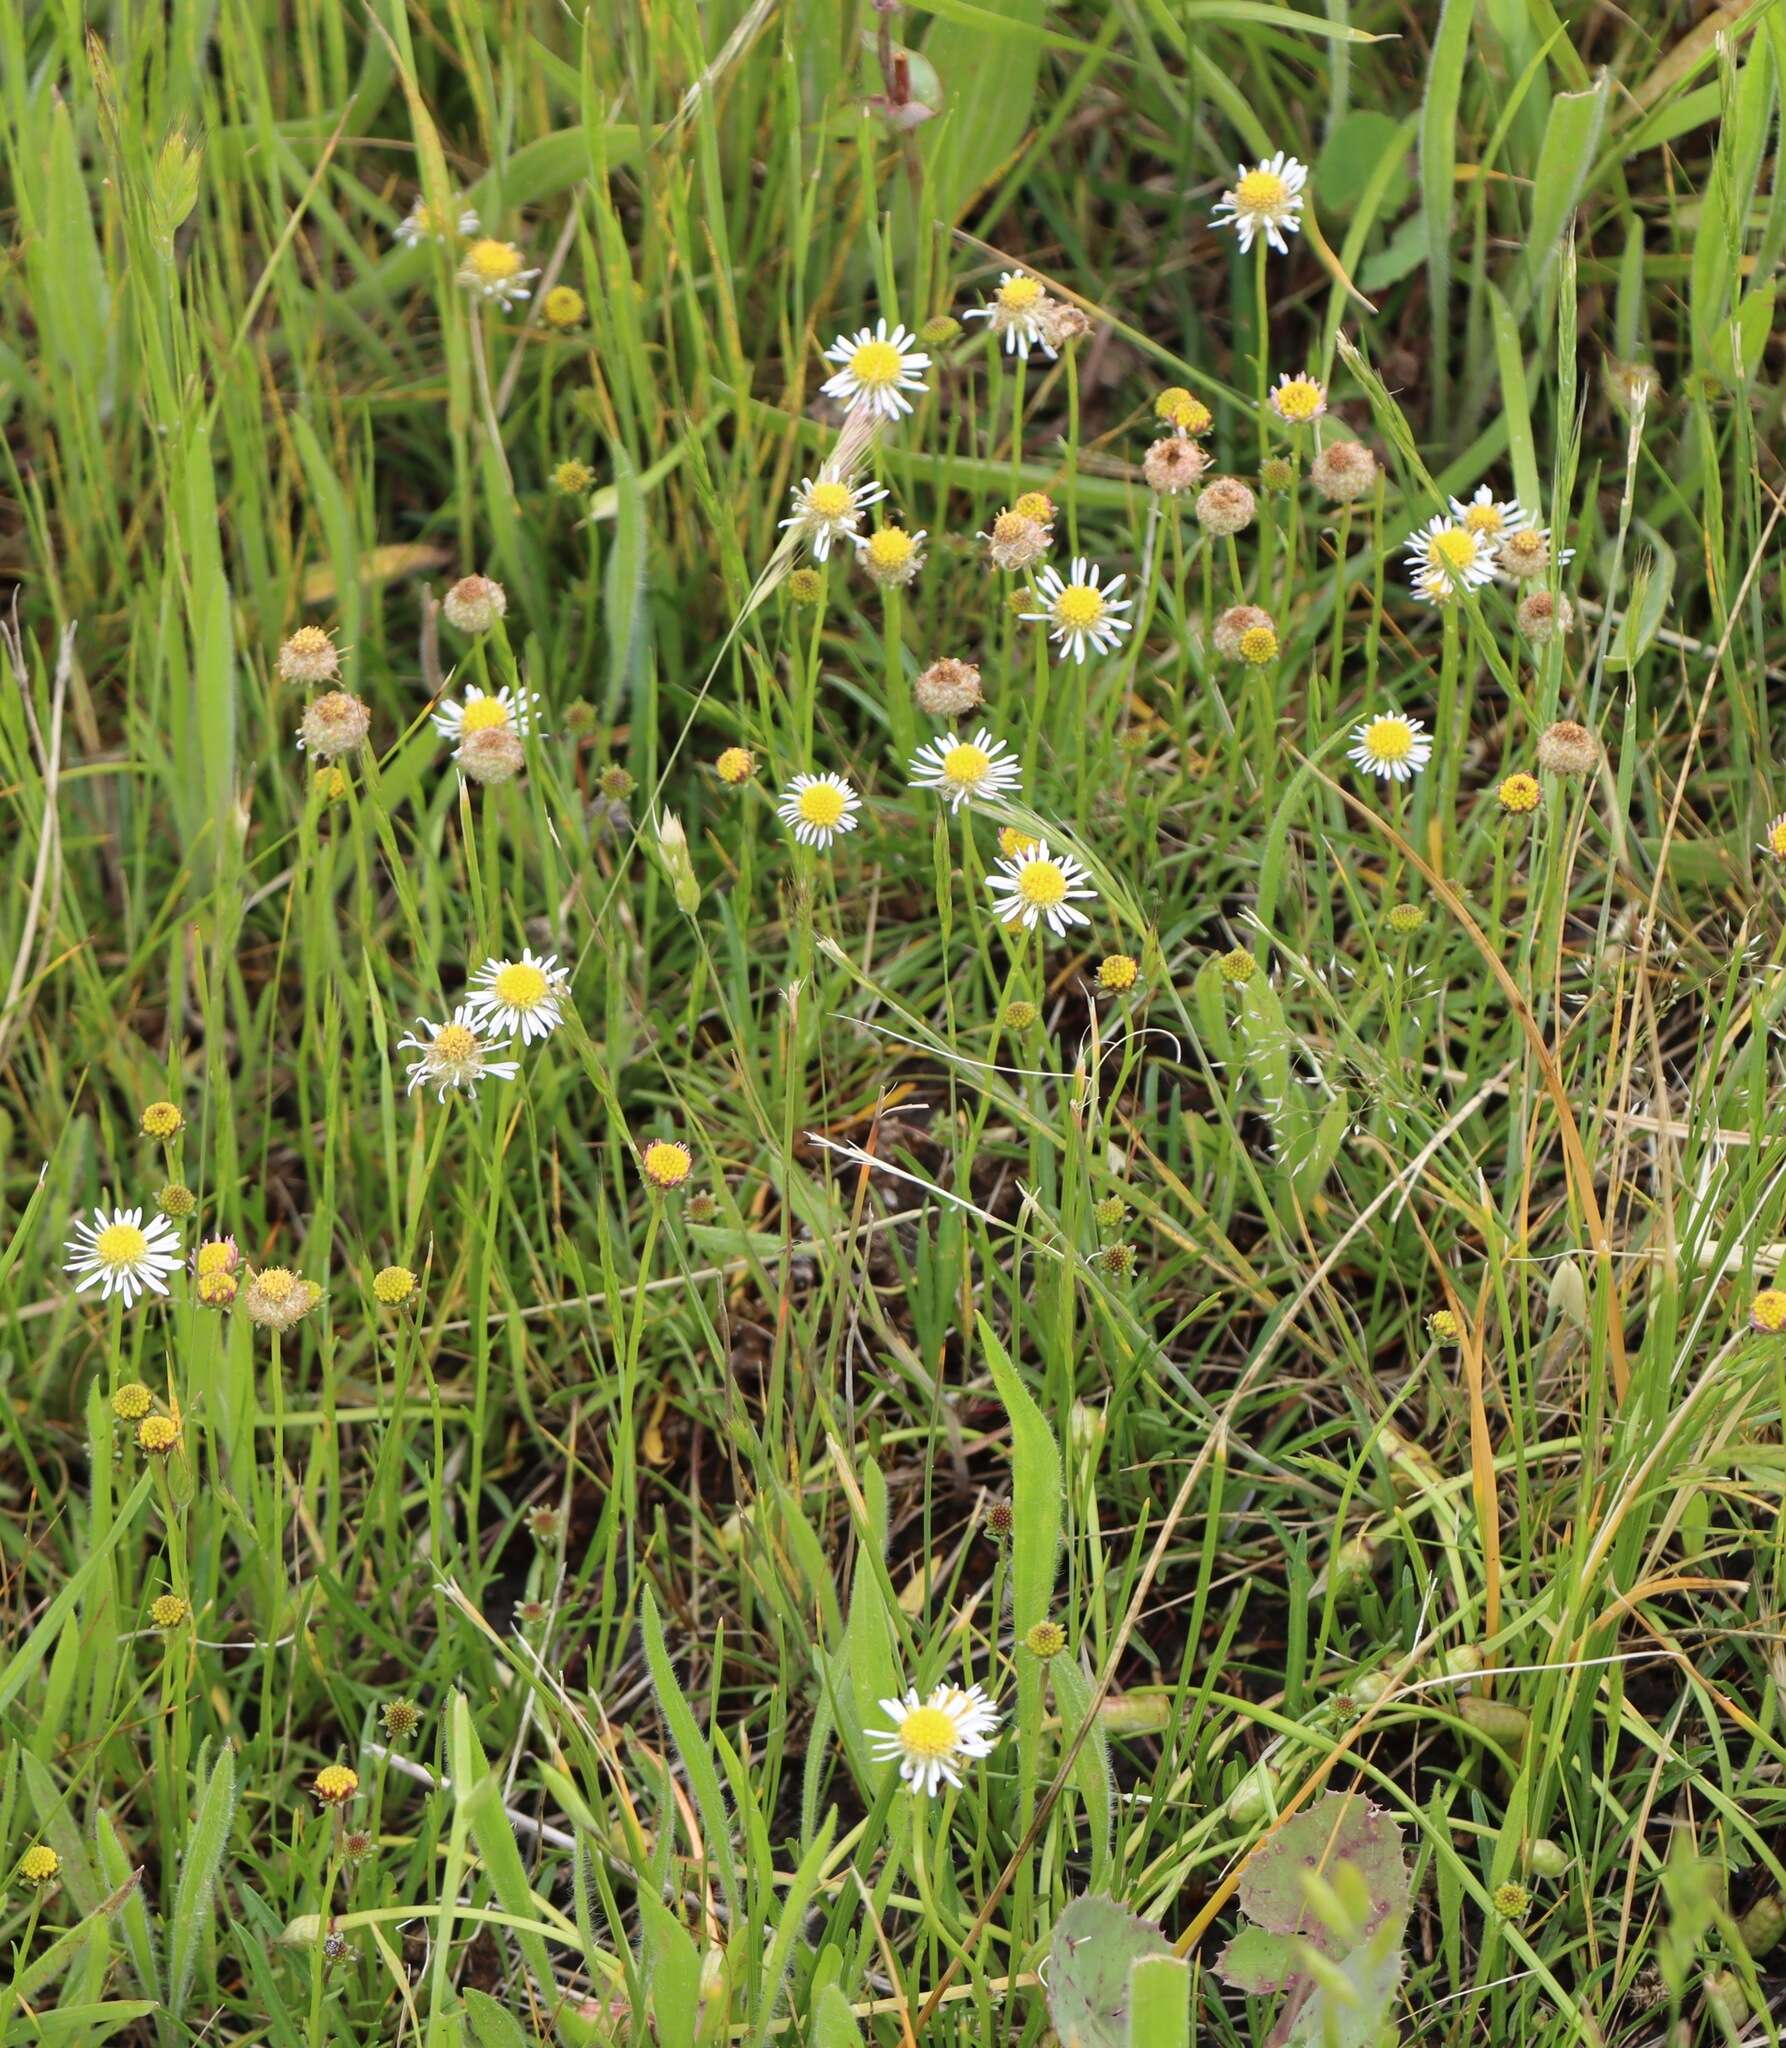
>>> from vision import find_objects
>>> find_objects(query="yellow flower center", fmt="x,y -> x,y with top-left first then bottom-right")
1013,492 -> 1053,523
867,528 -> 915,568
940,743 -> 991,786
1769,819 -> 1786,858
1499,774 -> 1540,813
797,783 -> 847,828
897,1705 -> 959,1760
807,481 -> 854,520
999,828 -> 1038,858
717,747 -> 754,784
465,238 -> 522,283
256,1267 -> 297,1302
1363,718 -> 1414,764
1016,859 -> 1068,907
1238,626 -> 1278,664
998,275 -> 1045,310
1462,503 -> 1503,535
95,1223 -> 149,1266
1054,584 -> 1104,631
643,1140 -> 692,1187
1503,529 -> 1542,560
848,338 -> 903,387
1754,1289 -> 1786,1331
1274,379 -> 1323,422
433,1024 -> 479,1064
493,963 -> 549,1008
460,696 -> 510,735
1431,528 -> 1478,573
1235,169 -> 1288,212
992,512 -> 1029,544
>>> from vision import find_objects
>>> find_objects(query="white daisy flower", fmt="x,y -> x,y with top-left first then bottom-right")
1023,557 -> 1133,664
1268,372 -> 1327,427
907,729 -> 1022,812
64,1205 -> 182,1308
1210,152 -> 1309,256
868,1681 -> 1001,1797
777,772 -> 861,849
963,271 -> 1056,359
1404,514 -> 1497,604
985,837 -> 1099,936
394,197 -> 480,247
431,686 -> 540,757
1448,485 -> 1533,544
464,951 -> 570,1045
780,471 -> 888,563
1348,713 -> 1432,783
819,320 -> 932,421
398,1006 -> 520,1102
455,238 -> 539,306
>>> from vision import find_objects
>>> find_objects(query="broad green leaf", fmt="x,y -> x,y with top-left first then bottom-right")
1519,79 -> 1609,307
1046,1894 -> 1173,2048
975,1316 -> 1059,1629
636,1890 -> 702,2047
813,1984 -> 865,2048
462,1989 -> 530,2048
168,1746 -> 236,2015
919,0 -> 1045,227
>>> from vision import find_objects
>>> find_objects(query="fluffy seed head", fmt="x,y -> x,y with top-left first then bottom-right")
459,726 -> 526,786
277,626 -> 340,685
1309,439 -> 1379,503
981,510 -> 1050,572
1213,604 -> 1274,660
1536,719 -> 1598,777
1143,437 -> 1209,495
1516,590 -> 1572,646
1497,527 -> 1554,580
241,1266 -> 322,1332
1039,300 -> 1090,349
914,658 -> 984,719
442,575 -> 508,634
1195,477 -> 1257,536
299,690 -> 372,760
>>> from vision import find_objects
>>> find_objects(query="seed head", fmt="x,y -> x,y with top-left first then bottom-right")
299,690 -> 372,760
551,458 -> 596,495
542,285 -> 586,329
1428,1309 -> 1462,1342
1386,902 -> 1425,936
981,510 -> 1050,572
342,1829 -> 375,1860
1493,1881 -> 1531,1921
1039,300 -> 1090,349
1516,590 -> 1572,647
277,626 -> 340,685
1195,477 -> 1257,536
1535,719 -> 1598,777
1216,947 -> 1257,986
442,575 -> 508,634
1497,526 -> 1554,581
1024,1620 -> 1067,1659
459,725 -> 526,786
150,1593 -> 189,1629
241,1266 -> 322,1332
138,1415 -> 179,1455
983,1500 -> 1014,1538
158,1182 -> 196,1216
141,1100 -> 184,1139
1096,953 -> 1139,992
527,1506 -> 563,1542
112,1381 -> 153,1421
914,657 -> 984,719
917,314 -> 960,346
1000,1000 -> 1038,1030
1143,437 -> 1209,496
373,1264 -> 416,1307
1309,440 -> 1378,504
786,567 -> 824,604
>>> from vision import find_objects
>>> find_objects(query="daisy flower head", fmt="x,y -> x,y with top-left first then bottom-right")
1155,387 -> 1213,437
640,1139 -> 693,1191
1195,476 -> 1257,536
1024,558 -> 1133,664
1517,590 -> 1573,646
857,523 -> 927,589
819,319 -> 931,421
431,685 -> 538,758
239,1266 -> 322,1332
441,574 -> 508,634
1497,525 -> 1574,583
277,625 -> 340,685
715,746 -> 756,786
907,728 -> 1022,812
914,657 -> 983,719
1310,439 -> 1379,504
869,1680 -> 1000,1796
297,690 -> 372,760
985,838 -> 1098,936
394,196 -> 479,247
1143,437 -> 1210,496
1405,514 -> 1496,604
963,270 -> 1056,359
456,238 -> 538,306
464,950 -> 570,1045
399,1005 -> 520,1102
65,1205 -> 182,1307
1269,372 -> 1327,427
1760,813 -> 1786,861
1211,152 -> 1309,256
780,470 -> 888,563
1349,712 -> 1432,784
777,772 -> 861,849
1449,485 -> 1532,544
978,507 -> 1052,573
